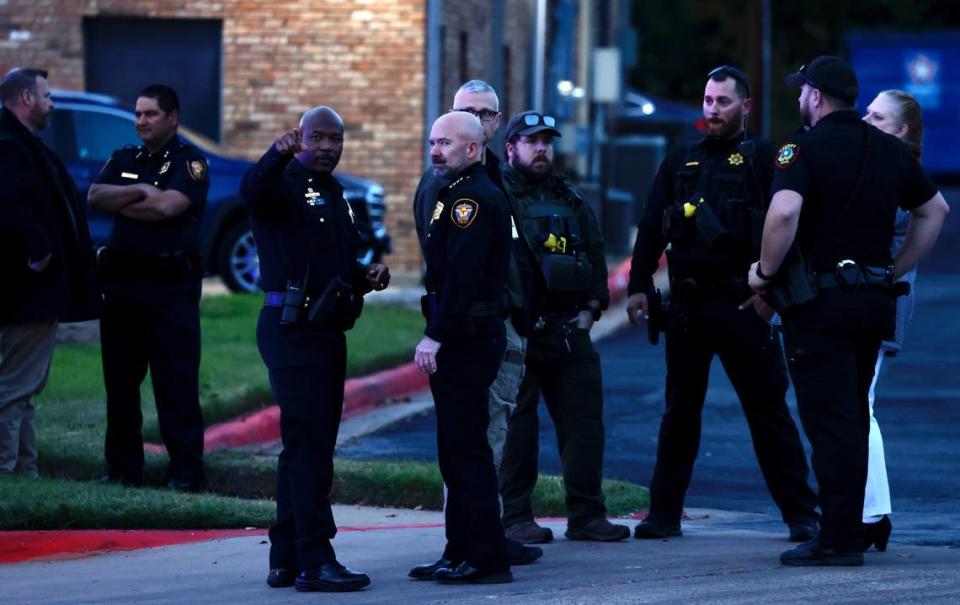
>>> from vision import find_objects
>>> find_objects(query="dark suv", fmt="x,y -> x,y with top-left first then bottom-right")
42,91 -> 391,292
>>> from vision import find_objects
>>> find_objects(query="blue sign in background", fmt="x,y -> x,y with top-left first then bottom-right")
847,31 -> 960,175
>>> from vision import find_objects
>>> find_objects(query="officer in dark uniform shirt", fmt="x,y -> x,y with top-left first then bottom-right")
748,56 -> 949,566
88,84 -> 208,491
409,81 -> 542,580
626,67 -> 819,542
414,111 -> 513,585
240,106 -> 388,592
497,111 -> 630,543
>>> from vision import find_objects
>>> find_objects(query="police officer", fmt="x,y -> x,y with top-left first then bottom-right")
409,81 -> 541,580
498,111 -> 629,543
241,106 -> 388,591
414,111 -> 513,584
88,84 -> 207,491
748,56 -> 949,566
626,67 -> 819,541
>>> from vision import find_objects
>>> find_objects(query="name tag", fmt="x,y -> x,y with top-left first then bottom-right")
121,172 -> 139,180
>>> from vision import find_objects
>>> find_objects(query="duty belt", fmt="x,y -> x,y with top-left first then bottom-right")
816,262 -> 893,290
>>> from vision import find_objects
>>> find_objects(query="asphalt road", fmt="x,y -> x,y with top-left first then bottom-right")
338,272 -> 960,548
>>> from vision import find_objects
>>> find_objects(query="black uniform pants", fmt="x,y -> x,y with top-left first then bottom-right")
781,288 -> 894,552
101,290 -> 204,483
431,319 -> 509,573
500,322 -> 608,528
257,309 -> 346,571
647,290 -> 818,527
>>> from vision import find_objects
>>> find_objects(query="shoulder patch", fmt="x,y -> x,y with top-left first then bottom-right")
776,143 -> 799,168
187,158 -> 208,181
450,198 -> 479,228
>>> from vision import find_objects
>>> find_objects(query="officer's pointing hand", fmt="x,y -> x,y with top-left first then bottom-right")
414,336 -> 441,375
626,292 -> 649,328
274,129 -> 303,155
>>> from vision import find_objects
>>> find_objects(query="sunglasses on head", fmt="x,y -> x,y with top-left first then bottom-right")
522,113 -> 557,128
707,65 -> 750,97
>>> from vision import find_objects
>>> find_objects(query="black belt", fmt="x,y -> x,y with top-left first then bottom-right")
816,271 -> 890,290
264,291 -> 285,307
503,349 -> 524,365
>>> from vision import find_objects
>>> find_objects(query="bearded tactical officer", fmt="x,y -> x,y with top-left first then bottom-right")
626,67 -> 819,542
498,111 -> 630,544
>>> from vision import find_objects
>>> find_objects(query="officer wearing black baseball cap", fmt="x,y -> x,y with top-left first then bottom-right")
749,56 -> 949,566
784,55 -> 859,104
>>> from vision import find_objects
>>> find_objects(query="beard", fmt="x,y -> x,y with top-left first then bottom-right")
515,155 -> 552,181
705,113 -> 742,139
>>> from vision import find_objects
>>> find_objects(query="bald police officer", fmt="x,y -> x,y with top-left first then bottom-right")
414,111 -> 513,584
242,106 -> 389,591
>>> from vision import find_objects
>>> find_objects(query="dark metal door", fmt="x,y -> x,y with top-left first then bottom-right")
83,16 -> 222,141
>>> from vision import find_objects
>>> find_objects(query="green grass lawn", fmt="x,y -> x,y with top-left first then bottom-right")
33,294 -> 425,477
2,293 -> 649,529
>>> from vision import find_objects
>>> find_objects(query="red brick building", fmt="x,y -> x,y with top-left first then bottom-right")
0,1 -> 601,273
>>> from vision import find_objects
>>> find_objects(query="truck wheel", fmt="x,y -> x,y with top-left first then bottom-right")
218,221 -> 261,293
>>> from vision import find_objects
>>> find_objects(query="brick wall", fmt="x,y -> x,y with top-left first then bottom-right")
0,0 -> 538,273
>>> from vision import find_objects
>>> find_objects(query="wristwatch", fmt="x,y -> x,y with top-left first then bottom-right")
755,263 -> 774,281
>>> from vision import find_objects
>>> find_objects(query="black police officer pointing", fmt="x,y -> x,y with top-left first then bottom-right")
626,67 -> 819,542
88,84 -> 208,491
748,56 -> 949,566
241,106 -> 388,592
414,111 -> 514,585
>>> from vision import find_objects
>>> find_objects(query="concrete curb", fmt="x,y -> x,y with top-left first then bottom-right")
145,257 -> 640,454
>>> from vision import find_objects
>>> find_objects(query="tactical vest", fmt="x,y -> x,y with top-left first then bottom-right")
663,140 -> 765,255
516,187 -> 592,294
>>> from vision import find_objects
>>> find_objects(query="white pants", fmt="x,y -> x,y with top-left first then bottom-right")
863,351 -> 892,520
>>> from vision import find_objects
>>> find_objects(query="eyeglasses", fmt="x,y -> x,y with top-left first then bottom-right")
707,65 -> 750,97
521,113 -> 557,128
452,107 -> 500,122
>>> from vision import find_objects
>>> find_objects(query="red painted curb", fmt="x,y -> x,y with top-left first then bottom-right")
0,529 -> 258,564
0,523 -> 450,565
143,255 -> 648,455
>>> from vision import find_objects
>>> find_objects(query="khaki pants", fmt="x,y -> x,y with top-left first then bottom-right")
0,320 -> 58,476
487,318 -> 526,470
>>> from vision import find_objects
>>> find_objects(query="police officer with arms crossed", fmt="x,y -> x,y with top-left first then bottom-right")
748,56 -> 949,566
626,67 -> 819,542
498,111 -> 629,543
89,84 -> 208,491
409,81 -> 542,580
414,111 -> 513,584
241,106 -> 389,591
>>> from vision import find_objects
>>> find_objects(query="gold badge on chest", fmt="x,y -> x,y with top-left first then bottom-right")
159,161 -> 171,175
728,153 -> 744,166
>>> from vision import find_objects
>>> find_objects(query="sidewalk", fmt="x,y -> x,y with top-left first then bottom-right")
3,507 -> 959,604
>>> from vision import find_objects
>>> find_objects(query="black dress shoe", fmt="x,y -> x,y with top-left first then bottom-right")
506,537 -> 543,565
295,562 -> 371,592
435,562 -> 513,585
633,520 -> 682,539
266,568 -> 295,588
780,539 -> 864,566
409,558 -> 459,581
862,515 -> 892,552
788,518 -> 820,542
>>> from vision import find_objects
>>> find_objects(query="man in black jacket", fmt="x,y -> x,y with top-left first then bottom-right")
0,68 -> 100,477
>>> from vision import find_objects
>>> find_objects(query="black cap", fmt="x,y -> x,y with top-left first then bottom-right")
504,111 -> 562,141
785,55 -> 859,103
